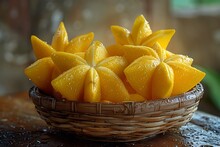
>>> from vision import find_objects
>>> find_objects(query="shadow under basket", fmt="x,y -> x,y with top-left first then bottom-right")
29,83 -> 204,142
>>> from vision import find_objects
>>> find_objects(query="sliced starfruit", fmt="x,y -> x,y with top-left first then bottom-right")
31,36 -> 55,59
111,26 -> 133,45
51,52 -> 86,72
142,29 -> 175,49
124,56 -> 160,98
52,65 -> 90,101
51,22 -> 69,51
131,15 -> 152,45
168,62 -> 205,96
96,67 -> 130,102
51,41 -> 129,102
24,57 -> 54,94
65,32 -> 94,53
84,68 -> 101,102
125,42 -> 205,99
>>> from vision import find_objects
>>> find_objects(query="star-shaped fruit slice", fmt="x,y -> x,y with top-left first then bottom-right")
25,22 -> 68,94
65,32 -> 94,53
51,41 -> 129,102
31,22 -> 68,59
124,43 -> 205,99
108,15 -> 175,56
24,57 -> 55,94
25,22 -> 94,94
51,22 -> 69,51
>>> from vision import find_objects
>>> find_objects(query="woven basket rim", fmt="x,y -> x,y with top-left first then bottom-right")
29,83 -> 203,115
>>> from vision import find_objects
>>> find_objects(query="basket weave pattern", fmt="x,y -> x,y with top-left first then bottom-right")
30,84 -> 204,142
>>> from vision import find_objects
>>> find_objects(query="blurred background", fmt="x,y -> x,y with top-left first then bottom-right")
0,0 -> 220,116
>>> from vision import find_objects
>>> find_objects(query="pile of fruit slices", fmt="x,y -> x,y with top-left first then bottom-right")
25,15 -> 205,103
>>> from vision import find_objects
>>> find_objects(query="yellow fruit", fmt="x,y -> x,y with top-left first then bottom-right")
51,22 -> 68,51
52,65 -> 90,101
124,43 -> 205,100
122,77 -> 137,94
123,45 -> 158,63
151,62 -> 174,99
51,66 -> 61,80
97,56 -> 127,78
142,30 -> 175,49
168,62 -> 205,96
85,41 -> 108,66
24,57 -> 54,94
165,54 -> 193,65
106,44 -> 124,56
109,16 -> 175,61
152,42 -> 166,61
26,19 -> 206,103
84,68 -> 101,102
74,52 -> 85,59
96,67 -> 129,102
51,52 -> 86,72
166,50 -> 174,57
65,32 -> 94,53
51,41 -> 129,103
124,56 -> 160,98
132,15 -> 152,45
110,15 -> 152,46
31,36 -> 55,59
111,26 -> 133,45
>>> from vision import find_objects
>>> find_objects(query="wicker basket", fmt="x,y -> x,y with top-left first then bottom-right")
29,83 -> 204,142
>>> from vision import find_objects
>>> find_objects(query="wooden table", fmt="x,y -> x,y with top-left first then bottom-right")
0,92 -> 220,146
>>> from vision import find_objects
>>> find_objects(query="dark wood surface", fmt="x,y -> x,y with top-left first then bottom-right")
0,92 -> 220,147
